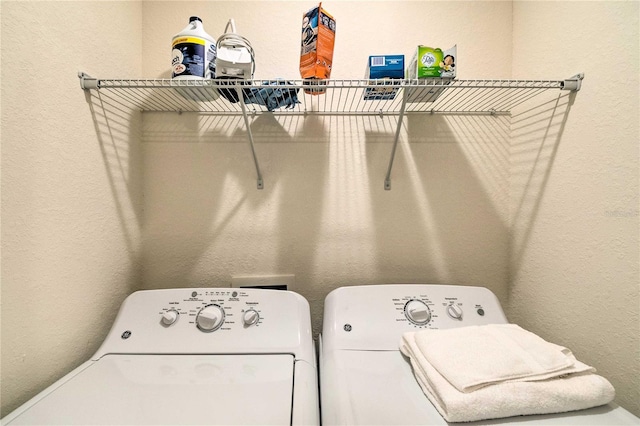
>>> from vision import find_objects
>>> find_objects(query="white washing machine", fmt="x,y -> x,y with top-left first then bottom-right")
320,284 -> 638,425
3,288 -> 319,425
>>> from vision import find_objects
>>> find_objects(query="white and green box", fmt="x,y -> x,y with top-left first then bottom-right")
408,45 -> 456,79
407,45 -> 456,103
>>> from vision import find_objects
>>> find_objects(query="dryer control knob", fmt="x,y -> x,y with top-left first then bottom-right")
446,304 -> 463,320
196,304 -> 225,332
161,309 -> 179,326
242,309 -> 260,326
404,300 -> 431,325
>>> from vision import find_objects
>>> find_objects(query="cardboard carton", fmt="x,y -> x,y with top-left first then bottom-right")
300,3 -> 336,94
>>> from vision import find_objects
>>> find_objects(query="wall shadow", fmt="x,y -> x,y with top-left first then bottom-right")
509,91 -> 577,275
139,108 -> 328,303
84,88 -> 143,294
364,112 -> 512,300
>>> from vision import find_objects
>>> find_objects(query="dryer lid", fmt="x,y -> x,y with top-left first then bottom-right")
7,354 -> 295,425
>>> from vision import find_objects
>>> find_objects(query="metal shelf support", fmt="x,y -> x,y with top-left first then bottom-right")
385,88 -> 409,191
236,87 -> 264,190
561,73 -> 585,91
78,72 -> 98,90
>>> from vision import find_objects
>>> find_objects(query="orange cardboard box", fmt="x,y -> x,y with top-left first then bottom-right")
300,3 -> 335,93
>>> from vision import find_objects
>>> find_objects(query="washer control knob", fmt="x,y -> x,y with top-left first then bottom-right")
446,304 -> 463,320
161,309 -> 179,326
196,304 -> 225,332
242,309 -> 260,326
404,300 -> 431,325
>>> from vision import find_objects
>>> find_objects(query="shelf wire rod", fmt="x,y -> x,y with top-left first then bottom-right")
203,97 -> 224,114
325,83 -> 334,112
160,85 -> 201,112
385,88 -> 409,190
95,90 -> 141,116
387,93 -> 403,114
346,85 -> 358,112
493,86 -> 551,113
459,86 -> 507,113
188,87 -> 221,113
401,87 -> 428,108
464,83 -> 507,112
378,95 -> 395,115
424,87 -> 468,113
336,82 -> 347,113
332,82 -> 341,112
153,87 -> 197,112
352,88 -> 367,114
431,84 -> 478,112
449,85 -> 490,112
93,91 -> 140,120
426,85 -> 471,113
391,89 -> 407,112
486,84 -> 543,112
301,91 -> 310,114
470,86 -> 518,113
509,83 -> 555,109
489,87 -> 535,112
366,85 -> 383,114
184,87 -> 213,112
371,88 -> 395,115
341,87 -> 360,113
491,87 -> 536,113
509,91 -> 569,120
143,88 -> 178,112
470,87 -> 513,113
338,86 -> 350,113
102,87 -> 142,111
159,87 -> 202,112
236,87 -> 264,190
362,87 -> 375,114
403,81 -> 443,110
322,85 -> 329,112
124,86 -> 171,112
146,87 -> 195,112
107,87 -> 158,112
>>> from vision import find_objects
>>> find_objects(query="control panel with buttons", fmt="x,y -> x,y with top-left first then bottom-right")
323,284 -> 509,351
93,288 -> 311,358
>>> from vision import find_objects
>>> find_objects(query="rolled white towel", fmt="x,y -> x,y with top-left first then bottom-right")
414,324 -> 593,392
400,329 -> 615,423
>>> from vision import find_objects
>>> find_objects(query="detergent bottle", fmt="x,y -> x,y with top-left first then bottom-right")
171,16 -> 217,79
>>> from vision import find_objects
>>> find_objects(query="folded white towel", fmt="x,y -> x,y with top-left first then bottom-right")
414,324 -> 593,392
400,328 -> 615,423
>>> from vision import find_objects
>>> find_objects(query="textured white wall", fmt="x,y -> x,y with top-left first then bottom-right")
3,0 -> 637,420
509,1 -> 639,416
0,1 -> 143,416
140,1 -> 513,333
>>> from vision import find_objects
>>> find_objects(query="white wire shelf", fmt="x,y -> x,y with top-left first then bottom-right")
79,73 -> 583,116
79,72 -> 583,190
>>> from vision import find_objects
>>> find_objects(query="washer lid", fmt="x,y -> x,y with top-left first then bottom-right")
321,350 -> 638,425
7,354 -> 295,425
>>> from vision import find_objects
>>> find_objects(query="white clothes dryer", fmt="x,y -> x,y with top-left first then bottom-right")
3,288 -> 319,425
320,284 -> 638,425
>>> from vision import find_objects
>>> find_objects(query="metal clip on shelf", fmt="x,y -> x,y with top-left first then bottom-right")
78,72 -> 583,190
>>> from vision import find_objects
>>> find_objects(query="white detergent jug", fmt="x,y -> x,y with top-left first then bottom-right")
171,16 -> 218,101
